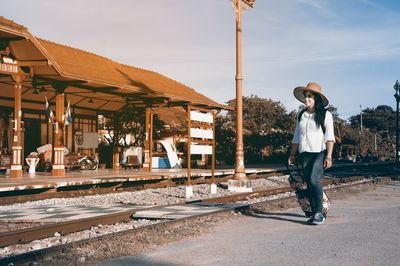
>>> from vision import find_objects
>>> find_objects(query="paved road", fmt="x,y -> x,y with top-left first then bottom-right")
102,183 -> 400,266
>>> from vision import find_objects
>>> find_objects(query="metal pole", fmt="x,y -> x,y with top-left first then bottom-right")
396,94 -> 399,164
360,105 -> 363,132
228,0 -> 254,192
359,105 -> 363,156
394,80 -> 400,167
233,0 -> 246,180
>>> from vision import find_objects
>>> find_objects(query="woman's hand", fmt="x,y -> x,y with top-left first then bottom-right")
325,141 -> 334,169
288,144 -> 299,166
288,154 -> 296,166
324,157 -> 332,169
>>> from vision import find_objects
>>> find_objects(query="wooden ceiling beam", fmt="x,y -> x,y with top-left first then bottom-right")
0,95 -> 115,113
18,60 -> 49,67
96,100 -> 111,111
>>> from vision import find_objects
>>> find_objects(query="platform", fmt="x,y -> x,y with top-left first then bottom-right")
0,201 -> 245,223
0,204 -> 150,223
132,202 -> 245,220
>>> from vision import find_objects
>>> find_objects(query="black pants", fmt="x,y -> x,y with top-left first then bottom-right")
299,151 -> 325,214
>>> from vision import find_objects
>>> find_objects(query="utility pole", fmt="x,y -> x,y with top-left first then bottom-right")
360,105 -> 363,133
228,0 -> 256,192
394,80 -> 400,167
359,104 -> 363,156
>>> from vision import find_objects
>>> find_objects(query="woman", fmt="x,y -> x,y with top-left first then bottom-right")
288,82 -> 335,225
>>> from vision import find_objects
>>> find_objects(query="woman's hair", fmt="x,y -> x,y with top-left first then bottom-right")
313,92 -> 326,128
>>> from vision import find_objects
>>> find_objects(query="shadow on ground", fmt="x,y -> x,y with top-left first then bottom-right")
242,209 -> 311,225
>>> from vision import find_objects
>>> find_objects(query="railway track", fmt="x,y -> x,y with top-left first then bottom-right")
0,174 -> 387,265
0,161 -> 395,205
0,170 -> 284,205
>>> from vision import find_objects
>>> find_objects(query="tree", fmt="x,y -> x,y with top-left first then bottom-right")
344,105 -> 395,159
216,95 -> 296,164
349,105 -> 395,133
99,106 -> 165,147
215,114 -> 236,165
225,95 -> 295,135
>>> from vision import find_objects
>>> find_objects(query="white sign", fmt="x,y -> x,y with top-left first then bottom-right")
190,128 -> 213,139
190,144 -> 212,155
0,63 -> 18,74
75,132 -> 99,149
190,111 -> 213,123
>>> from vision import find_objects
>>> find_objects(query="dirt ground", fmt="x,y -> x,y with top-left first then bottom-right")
25,179 -> 391,266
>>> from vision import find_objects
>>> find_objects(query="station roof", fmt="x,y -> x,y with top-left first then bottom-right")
0,17 -> 228,116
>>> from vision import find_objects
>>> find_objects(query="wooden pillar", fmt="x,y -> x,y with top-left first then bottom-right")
113,145 -> 120,169
149,109 -> 153,171
63,98 -> 67,148
187,106 -> 191,185
71,107 -> 76,153
212,111 -> 216,183
10,80 -> 23,178
112,112 -> 120,170
143,107 -> 153,172
51,93 -> 65,176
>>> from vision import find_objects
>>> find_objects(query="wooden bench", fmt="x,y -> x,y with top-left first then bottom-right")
121,155 -> 142,169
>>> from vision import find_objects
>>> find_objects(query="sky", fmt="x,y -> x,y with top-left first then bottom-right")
2,0 -> 400,120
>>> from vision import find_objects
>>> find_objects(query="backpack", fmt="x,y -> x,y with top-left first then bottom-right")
297,108 -> 327,134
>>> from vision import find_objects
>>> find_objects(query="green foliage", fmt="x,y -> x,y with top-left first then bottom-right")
215,115 -> 236,165
216,96 -> 395,164
349,105 -> 395,133
344,105 -> 395,159
225,95 -> 295,134
99,106 -> 165,147
216,95 -> 296,164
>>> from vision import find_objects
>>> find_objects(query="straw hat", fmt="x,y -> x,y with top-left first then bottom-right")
293,82 -> 329,107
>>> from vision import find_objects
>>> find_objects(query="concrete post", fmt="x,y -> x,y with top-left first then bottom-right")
10,80 -> 23,178
51,92 -> 66,176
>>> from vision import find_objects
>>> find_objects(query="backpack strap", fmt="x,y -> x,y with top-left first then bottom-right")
297,108 -> 307,123
297,108 -> 327,134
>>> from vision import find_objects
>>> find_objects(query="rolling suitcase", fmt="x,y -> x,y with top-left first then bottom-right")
287,163 -> 331,217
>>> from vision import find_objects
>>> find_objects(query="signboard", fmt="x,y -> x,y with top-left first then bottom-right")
190,110 -> 213,123
190,128 -> 213,139
0,63 -> 18,74
190,144 -> 212,155
187,107 -> 216,185
75,132 -> 98,149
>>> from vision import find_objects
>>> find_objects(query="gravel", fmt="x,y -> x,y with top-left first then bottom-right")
0,175 -> 290,210
0,219 -> 159,258
0,176 -> 376,260
0,176 -> 289,259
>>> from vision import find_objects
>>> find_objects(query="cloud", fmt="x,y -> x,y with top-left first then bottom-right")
2,0 -> 399,119
294,0 -> 337,18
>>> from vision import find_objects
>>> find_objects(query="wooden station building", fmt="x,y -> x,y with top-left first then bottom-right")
0,16 -> 227,179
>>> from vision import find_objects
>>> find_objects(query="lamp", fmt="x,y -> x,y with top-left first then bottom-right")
243,0 -> 255,7
231,0 -> 255,11
228,0 -> 256,193
394,80 -> 400,165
